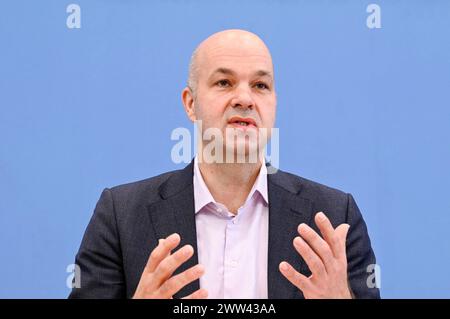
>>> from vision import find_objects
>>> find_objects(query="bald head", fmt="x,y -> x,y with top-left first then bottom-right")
187,29 -> 274,95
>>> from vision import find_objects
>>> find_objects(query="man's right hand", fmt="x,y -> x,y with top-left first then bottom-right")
132,233 -> 208,299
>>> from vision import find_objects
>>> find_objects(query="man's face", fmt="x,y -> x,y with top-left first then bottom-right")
185,31 -> 277,161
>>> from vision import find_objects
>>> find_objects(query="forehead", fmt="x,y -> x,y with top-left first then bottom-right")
197,40 -> 273,78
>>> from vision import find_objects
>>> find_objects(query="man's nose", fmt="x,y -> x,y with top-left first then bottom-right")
230,85 -> 254,110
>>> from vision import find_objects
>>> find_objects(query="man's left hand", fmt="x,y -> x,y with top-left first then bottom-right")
279,212 -> 352,299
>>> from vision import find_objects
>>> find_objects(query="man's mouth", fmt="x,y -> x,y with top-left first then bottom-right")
227,116 -> 258,129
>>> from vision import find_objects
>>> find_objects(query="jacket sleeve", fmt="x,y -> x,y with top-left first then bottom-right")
68,188 -> 126,298
345,193 -> 381,299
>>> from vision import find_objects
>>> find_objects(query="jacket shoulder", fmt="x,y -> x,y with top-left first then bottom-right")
270,168 -> 349,201
269,168 -> 352,223
106,169 -> 181,207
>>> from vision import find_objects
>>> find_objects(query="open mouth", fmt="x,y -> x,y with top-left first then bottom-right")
227,116 -> 257,128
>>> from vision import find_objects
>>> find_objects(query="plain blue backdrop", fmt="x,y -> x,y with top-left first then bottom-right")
1,0 -> 449,298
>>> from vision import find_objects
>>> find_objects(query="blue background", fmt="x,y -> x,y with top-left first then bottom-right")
1,0 -> 449,298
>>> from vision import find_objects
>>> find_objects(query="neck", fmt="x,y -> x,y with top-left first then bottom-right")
197,155 -> 263,215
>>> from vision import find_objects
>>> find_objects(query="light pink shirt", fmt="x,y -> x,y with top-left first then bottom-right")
193,156 -> 269,299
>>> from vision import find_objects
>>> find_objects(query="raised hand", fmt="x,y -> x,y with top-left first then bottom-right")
279,212 -> 352,299
133,233 -> 208,299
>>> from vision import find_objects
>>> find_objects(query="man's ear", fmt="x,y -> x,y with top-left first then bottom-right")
181,87 -> 197,122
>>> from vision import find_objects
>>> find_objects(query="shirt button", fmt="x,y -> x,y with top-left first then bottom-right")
216,207 -> 222,213
230,260 -> 238,268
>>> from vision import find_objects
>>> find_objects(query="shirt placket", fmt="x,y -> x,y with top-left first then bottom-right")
223,207 -> 244,299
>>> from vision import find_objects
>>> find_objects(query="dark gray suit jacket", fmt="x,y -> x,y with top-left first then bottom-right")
69,161 -> 380,299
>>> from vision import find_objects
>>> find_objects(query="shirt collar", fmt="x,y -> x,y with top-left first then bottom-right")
193,156 -> 269,214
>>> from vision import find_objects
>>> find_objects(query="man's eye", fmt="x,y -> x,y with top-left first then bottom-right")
255,82 -> 269,90
216,80 -> 231,88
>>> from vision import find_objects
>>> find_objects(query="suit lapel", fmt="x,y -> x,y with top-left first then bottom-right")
267,169 -> 314,299
147,161 -> 200,299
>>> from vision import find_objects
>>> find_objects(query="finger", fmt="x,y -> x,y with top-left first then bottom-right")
146,233 -> 181,273
279,261 -> 312,292
158,239 -> 171,260
297,223 -> 334,270
293,235 -> 327,278
159,264 -> 205,298
182,288 -> 209,299
334,224 -> 350,259
314,212 -> 340,258
153,244 -> 194,286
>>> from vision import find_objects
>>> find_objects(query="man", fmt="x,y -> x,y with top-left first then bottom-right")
69,29 -> 380,299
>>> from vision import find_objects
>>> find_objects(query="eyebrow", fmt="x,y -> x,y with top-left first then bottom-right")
208,67 -> 273,81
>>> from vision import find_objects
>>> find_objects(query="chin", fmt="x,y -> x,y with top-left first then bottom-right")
225,140 -> 261,164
